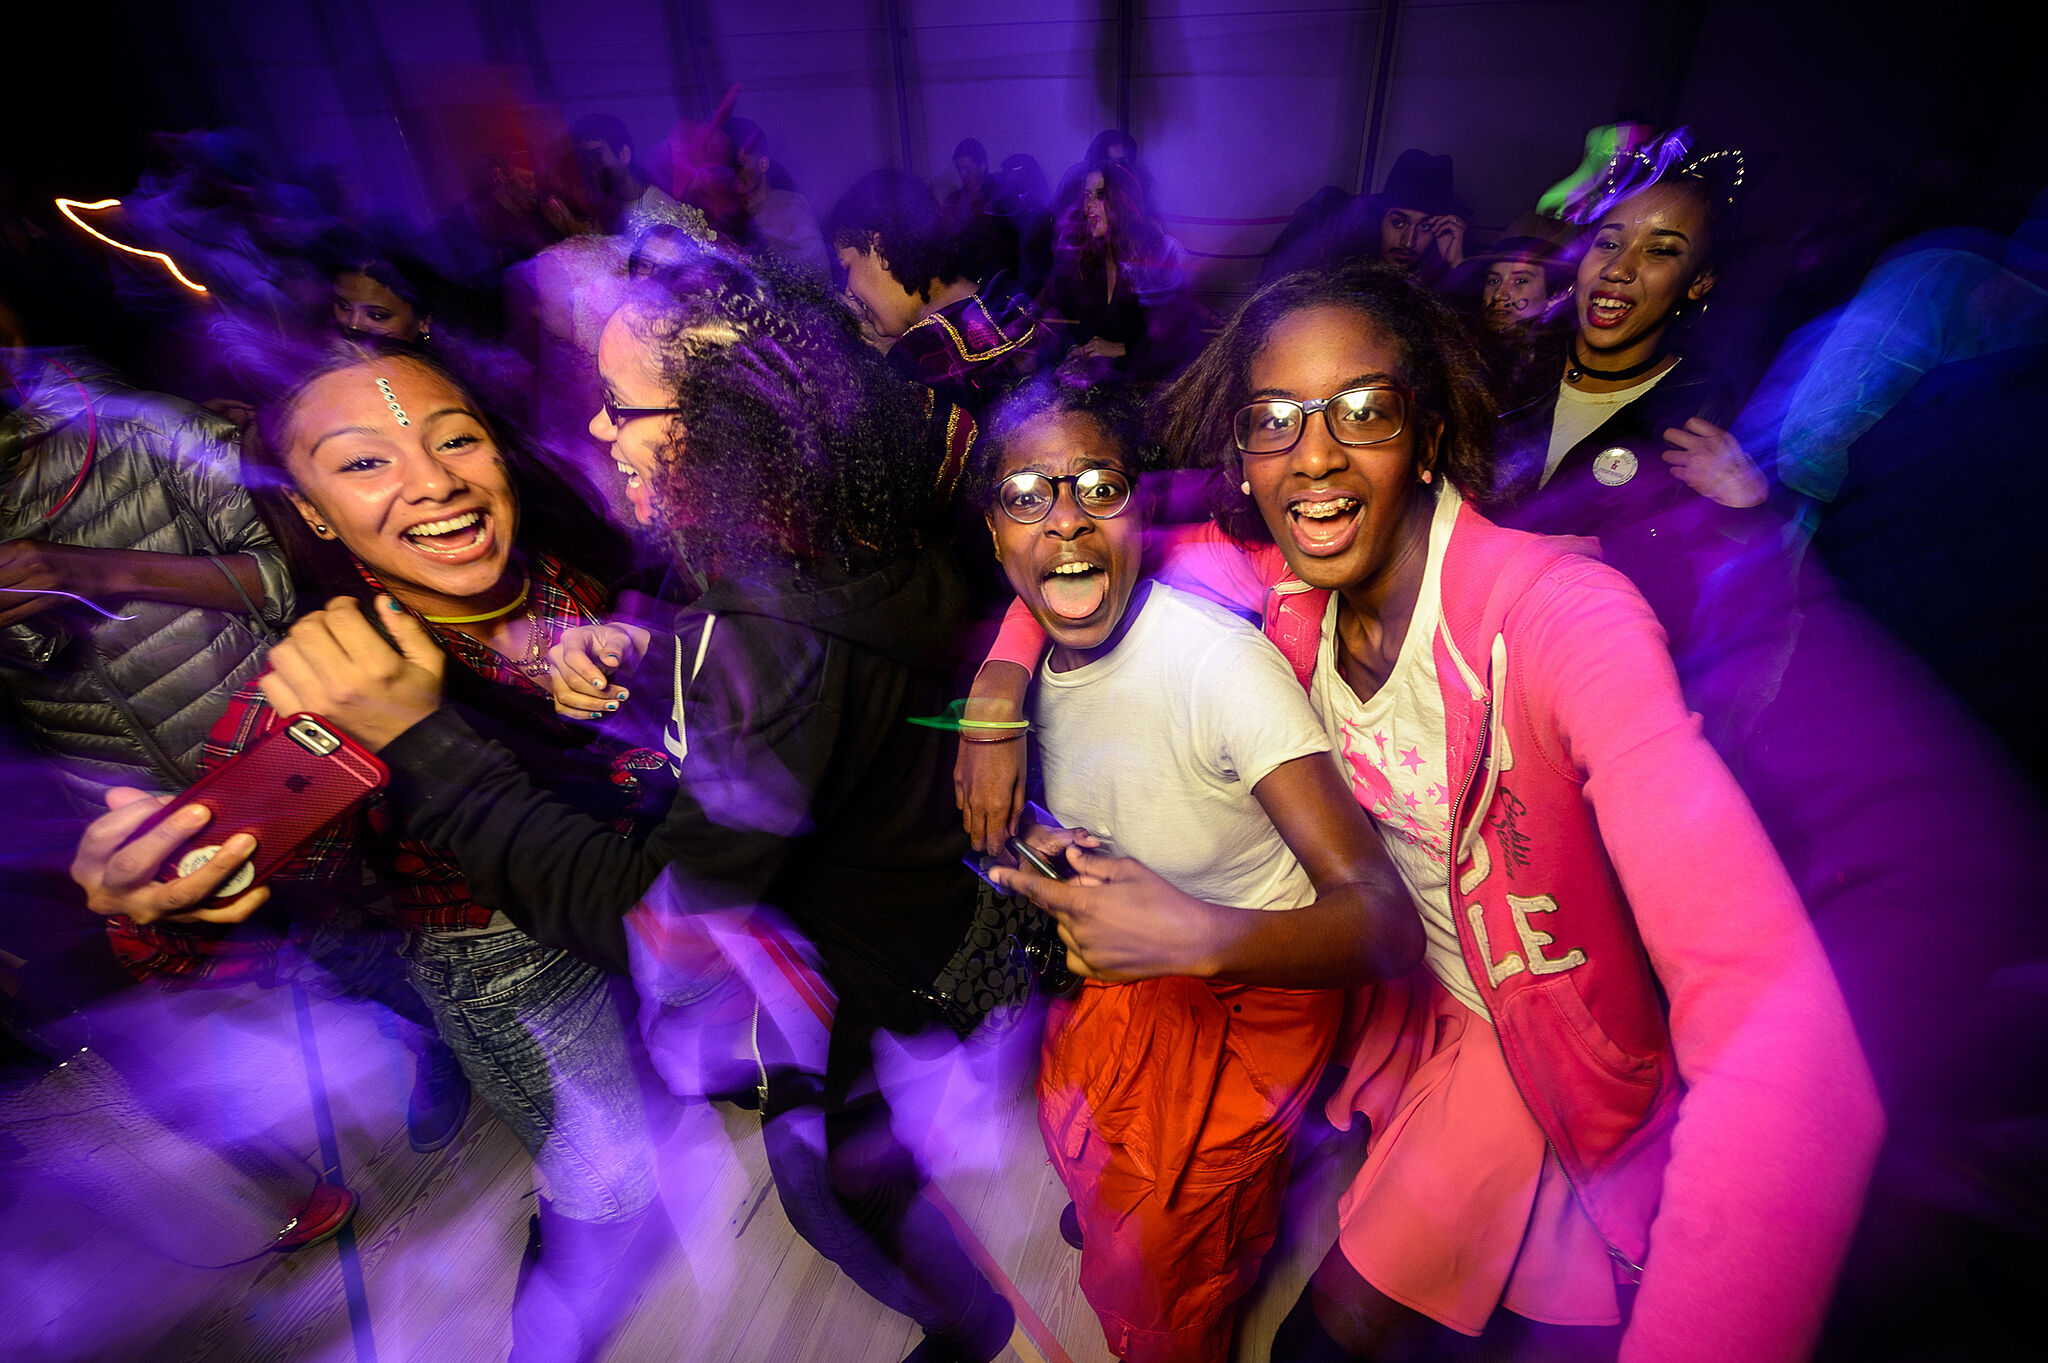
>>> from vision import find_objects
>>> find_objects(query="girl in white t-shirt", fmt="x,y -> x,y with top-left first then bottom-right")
974,378 -> 1420,1363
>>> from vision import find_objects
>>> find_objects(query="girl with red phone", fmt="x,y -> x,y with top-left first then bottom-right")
71,337 -> 665,1362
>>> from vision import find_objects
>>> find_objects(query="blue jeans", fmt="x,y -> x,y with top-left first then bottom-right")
403,920 -> 656,1224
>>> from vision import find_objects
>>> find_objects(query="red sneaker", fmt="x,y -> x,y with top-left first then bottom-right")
273,1181 -> 358,1253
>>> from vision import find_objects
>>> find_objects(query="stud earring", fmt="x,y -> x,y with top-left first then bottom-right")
1419,469 -> 1433,485
314,523 -> 330,535
1239,480 -> 1251,495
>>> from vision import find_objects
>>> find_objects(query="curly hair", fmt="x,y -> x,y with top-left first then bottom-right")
823,169 -> 964,301
614,248 -> 939,584
233,330 -> 628,604
1157,260 -> 1498,542
962,373 -> 1148,510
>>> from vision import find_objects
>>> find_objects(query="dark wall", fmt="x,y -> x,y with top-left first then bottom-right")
10,0 -> 2042,375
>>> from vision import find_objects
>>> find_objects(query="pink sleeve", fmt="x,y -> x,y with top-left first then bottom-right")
985,594 -> 1047,673
1516,560 -> 1882,1363
1149,521 -> 1287,617
980,522 -> 1287,674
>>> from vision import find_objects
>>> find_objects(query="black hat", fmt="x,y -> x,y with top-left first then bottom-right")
1376,149 -> 1469,219
1444,211 -> 1575,297
1467,211 -> 1573,272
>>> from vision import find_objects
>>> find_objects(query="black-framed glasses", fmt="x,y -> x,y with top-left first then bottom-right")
994,469 -> 1136,525
599,393 -> 684,427
1232,384 -> 1412,456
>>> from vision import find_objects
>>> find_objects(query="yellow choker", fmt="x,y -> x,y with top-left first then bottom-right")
422,574 -> 530,625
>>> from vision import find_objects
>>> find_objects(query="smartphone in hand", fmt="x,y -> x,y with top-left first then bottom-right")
962,799 -> 1080,889
136,715 -> 388,898
1006,836 -> 1067,881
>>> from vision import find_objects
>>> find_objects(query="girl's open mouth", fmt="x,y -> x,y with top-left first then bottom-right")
1286,495 -> 1362,557
1586,294 -> 1635,329
402,509 -> 492,561
1040,560 -> 1109,621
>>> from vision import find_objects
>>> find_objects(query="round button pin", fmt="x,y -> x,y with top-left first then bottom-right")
176,844 -> 257,897
1592,446 -> 1638,487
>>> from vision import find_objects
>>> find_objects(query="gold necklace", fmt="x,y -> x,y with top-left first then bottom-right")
514,611 -> 552,680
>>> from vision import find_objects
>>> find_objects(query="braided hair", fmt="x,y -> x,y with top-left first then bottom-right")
615,249 -> 938,584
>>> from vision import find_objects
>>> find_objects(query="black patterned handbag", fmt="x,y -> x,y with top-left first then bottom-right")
921,877 -> 1077,1040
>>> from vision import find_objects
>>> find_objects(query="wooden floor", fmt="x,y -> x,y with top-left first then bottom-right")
0,985 -> 1364,1363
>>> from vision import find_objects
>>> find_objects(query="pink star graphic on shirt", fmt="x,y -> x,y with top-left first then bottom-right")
1403,791 -> 1420,809
1398,746 -> 1425,772
1426,782 -> 1448,805
1371,730 -> 1388,754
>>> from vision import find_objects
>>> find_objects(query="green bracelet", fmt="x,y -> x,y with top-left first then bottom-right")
907,699 -> 1032,734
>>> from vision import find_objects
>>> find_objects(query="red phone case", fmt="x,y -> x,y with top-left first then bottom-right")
139,714 -> 388,897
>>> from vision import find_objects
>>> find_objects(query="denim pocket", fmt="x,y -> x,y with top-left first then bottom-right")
462,944 -> 578,1012
428,929 -> 589,1015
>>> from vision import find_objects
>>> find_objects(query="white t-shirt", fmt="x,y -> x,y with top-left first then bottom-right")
1542,362 -> 1678,487
1034,583 -> 1332,912
1306,481 -> 1487,1016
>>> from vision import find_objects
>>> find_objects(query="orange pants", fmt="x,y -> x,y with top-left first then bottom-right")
1039,978 -> 1343,1362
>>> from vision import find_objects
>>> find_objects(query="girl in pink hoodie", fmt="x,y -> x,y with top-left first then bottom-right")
975,261 -> 1881,1363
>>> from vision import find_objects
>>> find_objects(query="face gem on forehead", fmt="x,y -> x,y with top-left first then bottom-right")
375,376 -> 411,427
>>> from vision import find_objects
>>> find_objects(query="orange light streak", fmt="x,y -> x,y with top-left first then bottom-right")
54,197 -> 209,294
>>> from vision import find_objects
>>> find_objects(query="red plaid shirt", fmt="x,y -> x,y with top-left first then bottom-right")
107,553 -> 666,984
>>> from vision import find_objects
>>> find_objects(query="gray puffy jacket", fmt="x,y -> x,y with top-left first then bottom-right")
1,360 -> 294,809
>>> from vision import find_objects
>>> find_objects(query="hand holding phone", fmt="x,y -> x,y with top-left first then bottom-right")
130,715 -> 387,901
961,802 -> 1107,890
73,788 -> 266,925
1007,836 -> 1067,881
962,839 -> 1062,893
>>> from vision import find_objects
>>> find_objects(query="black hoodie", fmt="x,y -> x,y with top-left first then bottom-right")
378,549 -> 976,1020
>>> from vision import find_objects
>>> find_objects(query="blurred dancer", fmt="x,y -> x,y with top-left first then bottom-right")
328,255 -> 435,344
107,259 -> 1017,1363
828,169 -> 1060,421
1488,142 -> 1769,658
946,138 -> 992,217
727,118 -> 832,281
571,113 -> 687,242
1037,161 -> 1206,383
1265,149 -> 1470,286
1,350 -> 290,806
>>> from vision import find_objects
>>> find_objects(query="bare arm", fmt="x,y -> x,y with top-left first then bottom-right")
955,657 -> 1032,854
1214,750 -> 1421,985
1528,558 -> 1881,1363
999,753 -> 1421,987
0,542 -> 265,627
